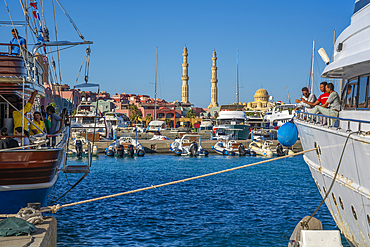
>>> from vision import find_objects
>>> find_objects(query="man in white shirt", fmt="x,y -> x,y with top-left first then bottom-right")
295,87 -> 317,113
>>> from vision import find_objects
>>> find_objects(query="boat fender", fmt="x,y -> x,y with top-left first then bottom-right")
277,121 -> 298,148
106,149 -> 114,156
222,149 -> 227,155
137,149 -> 145,157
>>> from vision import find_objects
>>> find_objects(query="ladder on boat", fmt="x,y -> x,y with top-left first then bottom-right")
61,142 -> 93,174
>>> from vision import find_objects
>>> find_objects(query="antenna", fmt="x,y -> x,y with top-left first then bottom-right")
310,40 -> 315,94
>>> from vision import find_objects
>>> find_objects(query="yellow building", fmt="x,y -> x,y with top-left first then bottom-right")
246,86 -> 271,112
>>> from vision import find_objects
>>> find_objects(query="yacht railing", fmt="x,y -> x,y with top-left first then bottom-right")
296,112 -> 370,133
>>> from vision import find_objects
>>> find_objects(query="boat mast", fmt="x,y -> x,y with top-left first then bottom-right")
154,46 -> 158,120
236,49 -> 239,104
310,40 -> 315,94
286,87 -> 291,104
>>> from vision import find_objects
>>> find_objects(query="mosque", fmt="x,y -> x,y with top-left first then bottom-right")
180,46 -> 281,114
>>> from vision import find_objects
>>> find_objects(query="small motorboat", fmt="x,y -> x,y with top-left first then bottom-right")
249,140 -> 275,157
212,139 -> 256,156
68,135 -> 99,157
150,131 -> 170,140
105,136 -> 145,157
170,134 -> 209,156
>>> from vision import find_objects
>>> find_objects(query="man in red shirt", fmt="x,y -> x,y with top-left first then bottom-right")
301,81 -> 330,107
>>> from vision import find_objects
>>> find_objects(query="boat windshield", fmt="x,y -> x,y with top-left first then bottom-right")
217,119 -> 245,125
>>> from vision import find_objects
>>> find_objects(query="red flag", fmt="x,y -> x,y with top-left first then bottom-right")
30,2 -> 37,9
33,11 -> 37,19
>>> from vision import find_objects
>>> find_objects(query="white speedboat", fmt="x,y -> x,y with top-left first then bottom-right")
170,134 -> 209,156
212,139 -> 256,156
150,131 -> 170,140
249,141 -> 274,157
294,1 -> 370,246
105,136 -> 145,157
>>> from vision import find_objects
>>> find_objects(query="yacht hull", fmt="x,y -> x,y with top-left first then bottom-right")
296,120 -> 370,247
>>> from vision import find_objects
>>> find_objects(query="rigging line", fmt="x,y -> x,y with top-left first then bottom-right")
46,45 -> 78,54
301,131 -> 357,229
36,148 -> 317,214
55,0 -> 85,41
52,0 -> 62,84
40,0 -> 46,28
5,0 -> 30,73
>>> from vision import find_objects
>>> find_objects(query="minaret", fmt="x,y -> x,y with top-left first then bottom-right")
208,50 -> 219,108
181,45 -> 189,104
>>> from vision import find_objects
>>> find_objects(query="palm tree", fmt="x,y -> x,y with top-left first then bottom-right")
145,115 -> 153,125
165,118 -> 171,128
129,103 -> 142,123
185,109 -> 196,118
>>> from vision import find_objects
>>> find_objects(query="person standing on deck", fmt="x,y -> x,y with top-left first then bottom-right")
300,82 -> 330,107
29,111 -> 46,135
42,111 -> 51,133
295,87 -> 317,113
46,105 -> 64,134
10,29 -> 26,55
12,90 -> 38,133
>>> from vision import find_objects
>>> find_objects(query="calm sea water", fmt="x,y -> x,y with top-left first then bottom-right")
48,154 -> 350,247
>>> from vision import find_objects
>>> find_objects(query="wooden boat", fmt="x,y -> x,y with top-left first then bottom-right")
0,3 -> 92,213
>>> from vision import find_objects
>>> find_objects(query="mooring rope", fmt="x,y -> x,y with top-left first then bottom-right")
0,147 -> 316,217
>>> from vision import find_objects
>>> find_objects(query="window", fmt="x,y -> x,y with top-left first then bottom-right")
343,78 -> 358,109
358,76 -> 368,108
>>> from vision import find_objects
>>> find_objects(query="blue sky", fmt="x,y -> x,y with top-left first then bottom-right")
1,1 -> 355,108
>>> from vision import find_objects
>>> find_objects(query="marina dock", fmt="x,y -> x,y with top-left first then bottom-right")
95,139 -> 303,154
0,217 -> 57,247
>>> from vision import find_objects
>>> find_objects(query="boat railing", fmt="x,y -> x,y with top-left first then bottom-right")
0,43 -> 28,56
296,111 -> 370,133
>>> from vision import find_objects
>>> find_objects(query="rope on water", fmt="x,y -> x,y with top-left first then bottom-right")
40,148 -> 317,214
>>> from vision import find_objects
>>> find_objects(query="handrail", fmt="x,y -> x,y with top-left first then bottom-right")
296,111 -> 370,125
296,111 -> 370,132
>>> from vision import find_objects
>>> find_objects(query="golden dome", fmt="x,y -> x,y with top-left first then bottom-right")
254,86 -> 269,102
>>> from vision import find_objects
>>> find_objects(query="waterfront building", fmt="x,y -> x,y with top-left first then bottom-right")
208,50 -> 219,108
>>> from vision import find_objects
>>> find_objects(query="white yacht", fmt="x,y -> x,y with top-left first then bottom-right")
71,101 -> 109,139
100,111 -> 129,131
215,111 -> 250,140
264,104 -> 297,128
200,119 -> 213,130
295,1 -> 370,246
